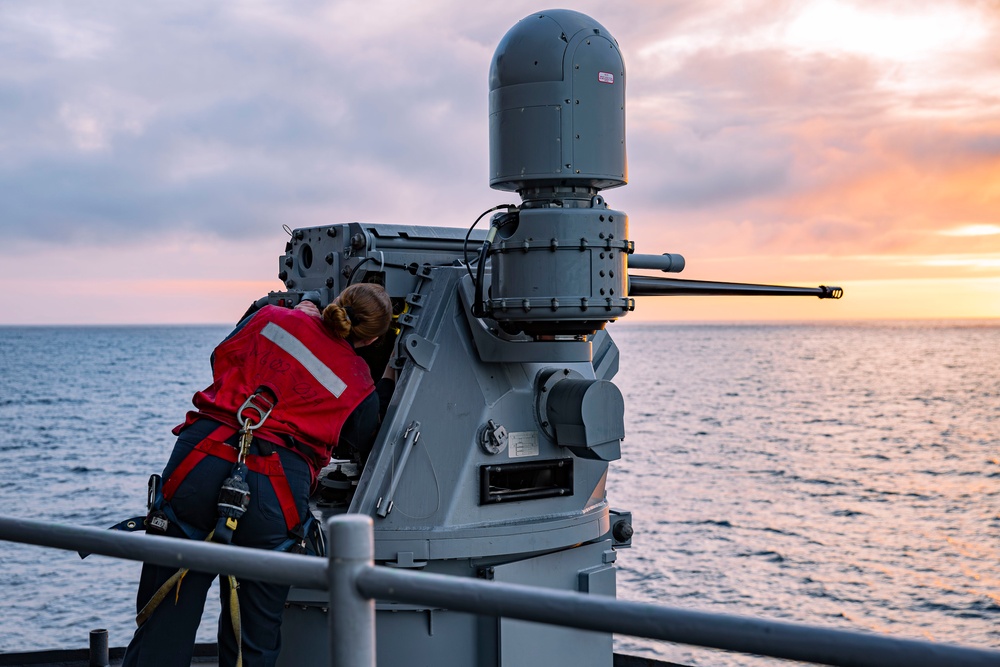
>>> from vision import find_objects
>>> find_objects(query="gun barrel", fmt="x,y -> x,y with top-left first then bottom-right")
628,276 -> 843,299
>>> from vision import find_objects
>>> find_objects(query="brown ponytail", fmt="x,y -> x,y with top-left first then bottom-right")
321,283 -> 392,343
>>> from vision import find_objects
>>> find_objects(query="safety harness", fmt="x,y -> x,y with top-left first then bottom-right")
161,430 -> 301,538
136,390 -> 310,667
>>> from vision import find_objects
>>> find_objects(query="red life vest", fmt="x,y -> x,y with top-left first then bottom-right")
175,305 -> 375,479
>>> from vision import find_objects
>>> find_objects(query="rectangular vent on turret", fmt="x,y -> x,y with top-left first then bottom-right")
479,459 -> 574,505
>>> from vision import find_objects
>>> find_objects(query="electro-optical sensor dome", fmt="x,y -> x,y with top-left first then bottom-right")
489,9 -> 627,194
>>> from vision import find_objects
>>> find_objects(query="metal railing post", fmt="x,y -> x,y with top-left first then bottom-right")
327,515 -> 375,667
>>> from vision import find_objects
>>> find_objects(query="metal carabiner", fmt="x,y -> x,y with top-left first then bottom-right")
237,391 -> 275,431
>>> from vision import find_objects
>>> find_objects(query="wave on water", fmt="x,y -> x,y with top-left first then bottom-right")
0,322 -> 998,665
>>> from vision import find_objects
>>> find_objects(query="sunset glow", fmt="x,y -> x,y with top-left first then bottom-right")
1,0 -> 997,323
786,2 -> 988,64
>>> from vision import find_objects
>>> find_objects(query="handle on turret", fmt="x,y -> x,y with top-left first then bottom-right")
301,290 -> 323,308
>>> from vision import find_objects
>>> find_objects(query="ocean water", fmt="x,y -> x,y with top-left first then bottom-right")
1,322 -> 998,664
609,321 -> 1000,665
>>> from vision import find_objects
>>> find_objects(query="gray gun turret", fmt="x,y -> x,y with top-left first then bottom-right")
265,9 -> 841,667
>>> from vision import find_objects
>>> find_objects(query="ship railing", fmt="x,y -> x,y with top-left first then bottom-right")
1,514 -> 998,667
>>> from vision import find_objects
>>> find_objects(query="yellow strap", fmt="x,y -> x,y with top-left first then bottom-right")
135,529 -> 217,627
136,529 -> 245,666
137,570 -> 244,667
227,574 -> 243,667
175,570 -> 189,603
136,567 -> 188,626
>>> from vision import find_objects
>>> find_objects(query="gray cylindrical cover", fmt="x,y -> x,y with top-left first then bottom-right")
546,378 -> 625,448
489,9 -> 626,192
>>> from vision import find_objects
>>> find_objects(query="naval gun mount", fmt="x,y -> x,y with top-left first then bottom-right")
265,217 -> 840,667
261,9 -> 841,667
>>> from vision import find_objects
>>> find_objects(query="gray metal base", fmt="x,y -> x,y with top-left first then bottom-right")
278,540 -> 616,667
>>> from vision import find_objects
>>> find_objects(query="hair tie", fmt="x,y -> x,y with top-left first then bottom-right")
343,305 -> 358,325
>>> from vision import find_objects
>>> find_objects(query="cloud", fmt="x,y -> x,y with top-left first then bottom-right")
613,0 -> 1000,273
1,0 -> 998,322
0,1 -> 509,248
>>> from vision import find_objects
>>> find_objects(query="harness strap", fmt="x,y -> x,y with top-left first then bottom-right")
162,424 -> 301,533
161,424 -> 234,501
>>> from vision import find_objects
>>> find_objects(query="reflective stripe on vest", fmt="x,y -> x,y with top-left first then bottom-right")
260,322 -> 347,398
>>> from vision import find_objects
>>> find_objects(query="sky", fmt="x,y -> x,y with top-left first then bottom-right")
1,0 -> 998,325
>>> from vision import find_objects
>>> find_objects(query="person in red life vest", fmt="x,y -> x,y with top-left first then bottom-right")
123,282 -> 393,667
